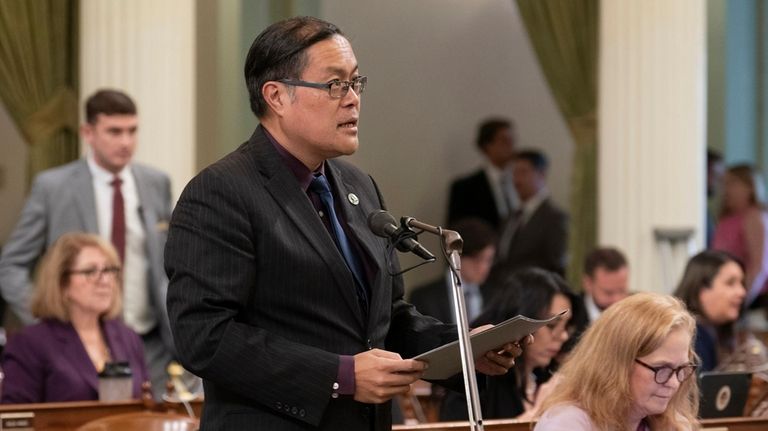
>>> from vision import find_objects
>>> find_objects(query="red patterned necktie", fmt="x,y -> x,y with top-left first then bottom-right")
111,176 -> 125,263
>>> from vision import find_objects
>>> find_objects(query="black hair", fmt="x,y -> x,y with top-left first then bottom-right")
448,218 -> 497,257
513,149 -> 548,173
674,249 -> 744,355
583,247 -> 628,277
244,16 -> 345,118
476,118 -> 512,151
85,89 -> 136,124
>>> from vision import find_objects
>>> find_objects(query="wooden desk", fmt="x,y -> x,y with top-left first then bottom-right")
393,416 -> 768,431
0,399 -> 202,431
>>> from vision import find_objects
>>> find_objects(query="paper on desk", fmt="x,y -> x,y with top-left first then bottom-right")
414,309 -> 569,380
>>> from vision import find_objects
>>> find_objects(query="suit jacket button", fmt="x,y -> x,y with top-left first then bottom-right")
300,409 -> 306,417
366,338 -> 372,349
284,404 -> 290,412
291,407 -> 298,415
276,402 -> 282,409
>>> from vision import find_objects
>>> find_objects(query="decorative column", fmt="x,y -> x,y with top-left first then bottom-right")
599,0 -> 707,293
80,0 -> 196,201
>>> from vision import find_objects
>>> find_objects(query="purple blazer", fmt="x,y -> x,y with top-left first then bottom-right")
1,318 -> 150,403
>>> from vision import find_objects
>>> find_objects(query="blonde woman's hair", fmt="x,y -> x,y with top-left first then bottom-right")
31,232 -> 122,321
536,292 -> 699,430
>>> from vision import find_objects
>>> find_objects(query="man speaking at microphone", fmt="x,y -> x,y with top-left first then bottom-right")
165,17 -> 522,430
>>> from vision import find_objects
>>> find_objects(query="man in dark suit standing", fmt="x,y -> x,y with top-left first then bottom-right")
410,218 -> 497,324
164,17 -> 522,431
493,150 -> 568,277
447,118 -> 517,231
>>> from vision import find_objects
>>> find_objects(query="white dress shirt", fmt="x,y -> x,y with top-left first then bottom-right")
484,164 -> 518,218
87,155 -> 156,334
444,269 -> 483,324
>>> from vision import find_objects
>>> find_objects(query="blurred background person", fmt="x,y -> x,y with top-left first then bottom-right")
0,89 -> 174,397
440,268 -> 585,420
706,149 -> 725,247
447,118 -> 517,231
581,246 -> 629,323
410,218 -> 497,324
493,150 -> 568,277
674,250 -> 766,373
535,293 -> 699,431
1,233 -> 149,403
712,164 -> 768,307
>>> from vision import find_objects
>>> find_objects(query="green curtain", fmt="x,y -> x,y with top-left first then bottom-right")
0,0 -> 79,185
515,0 -> 599,291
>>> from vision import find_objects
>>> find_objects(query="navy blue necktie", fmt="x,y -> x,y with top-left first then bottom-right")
310,174 -> 369,314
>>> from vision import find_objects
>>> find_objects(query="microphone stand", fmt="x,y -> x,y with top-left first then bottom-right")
404,218 -> 484,431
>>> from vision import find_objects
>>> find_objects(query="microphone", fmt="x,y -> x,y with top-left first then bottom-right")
368,210 -> 436,261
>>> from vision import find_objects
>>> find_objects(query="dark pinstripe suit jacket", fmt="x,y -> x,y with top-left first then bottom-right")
165,126 -> 456,430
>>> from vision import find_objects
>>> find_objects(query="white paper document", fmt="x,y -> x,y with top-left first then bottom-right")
414,309 -> 569,379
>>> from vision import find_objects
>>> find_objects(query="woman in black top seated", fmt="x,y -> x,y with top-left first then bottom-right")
674,250 -> 750,372
439,268 -> 586,420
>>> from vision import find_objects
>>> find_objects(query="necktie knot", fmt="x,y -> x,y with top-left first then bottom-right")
111,177 -> 123,188
309,174 -> 332,196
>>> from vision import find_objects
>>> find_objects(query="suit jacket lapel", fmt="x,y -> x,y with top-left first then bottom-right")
102,320 -> 129,362
326,162 -> 389,331
252,128 -> 366,330
51,320 -> 99,392
72,160 -> 99,233
131,166 -> 162,278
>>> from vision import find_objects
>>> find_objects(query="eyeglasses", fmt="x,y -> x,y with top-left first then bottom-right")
67,266 -> 121,281
278,76 -> 367,99
634,359 -> 697,384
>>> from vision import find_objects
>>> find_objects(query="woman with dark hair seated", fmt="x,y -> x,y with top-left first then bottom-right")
439,267 -> 586,420
1,233 -> 150,403
674,249 -> 766,372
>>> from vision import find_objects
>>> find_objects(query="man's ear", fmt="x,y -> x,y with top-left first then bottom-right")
80,123 -> 94,143
262,81 -> 290,116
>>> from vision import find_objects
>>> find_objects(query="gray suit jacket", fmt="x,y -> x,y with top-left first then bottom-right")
165,126 -> 456,430
0,159 -> 173,351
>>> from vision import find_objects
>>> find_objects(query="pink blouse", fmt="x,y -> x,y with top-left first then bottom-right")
713,210 -> 768,301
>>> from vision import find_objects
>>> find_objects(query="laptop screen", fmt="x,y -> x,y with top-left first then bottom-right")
698,371 -> 752,418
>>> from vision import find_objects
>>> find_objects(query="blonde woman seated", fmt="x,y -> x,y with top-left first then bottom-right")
534,293 -> 699,431
1,233 -> 150,403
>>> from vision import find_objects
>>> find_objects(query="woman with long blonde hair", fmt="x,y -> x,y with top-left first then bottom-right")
534,293 -> 699,430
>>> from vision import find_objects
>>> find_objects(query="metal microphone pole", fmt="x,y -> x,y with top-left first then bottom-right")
404,218 -> 485,431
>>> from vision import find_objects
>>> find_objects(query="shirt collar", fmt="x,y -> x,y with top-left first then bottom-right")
262,126 -> 324,192
520,187 -> 549,218
483,163 -> 508,182
584,294 -> 602,322
86,153 -> 130,183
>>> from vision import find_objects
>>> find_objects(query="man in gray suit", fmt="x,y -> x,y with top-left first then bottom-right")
0,89 -> 174,397
165,17 -> 523,430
